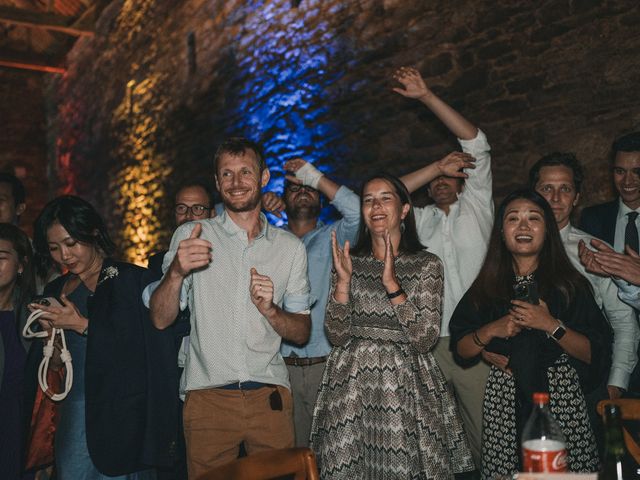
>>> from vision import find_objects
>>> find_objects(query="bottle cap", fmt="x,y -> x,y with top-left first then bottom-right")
532,392 -> 550,404
604,403 -> 621,420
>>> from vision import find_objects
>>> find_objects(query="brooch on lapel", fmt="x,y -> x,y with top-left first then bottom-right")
97,266 -> 119,286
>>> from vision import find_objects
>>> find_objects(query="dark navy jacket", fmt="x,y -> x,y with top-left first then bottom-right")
24,259 -> 178,476
579,199 -> 618,245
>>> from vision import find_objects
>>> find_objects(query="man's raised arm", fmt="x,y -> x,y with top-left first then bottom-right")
393,67 -> 479,193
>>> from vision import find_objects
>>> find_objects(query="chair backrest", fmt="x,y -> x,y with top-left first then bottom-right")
597,399 -> 640,464
197,447 -> 320,480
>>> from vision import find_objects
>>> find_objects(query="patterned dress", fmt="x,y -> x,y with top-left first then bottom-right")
310,251 -> 474,479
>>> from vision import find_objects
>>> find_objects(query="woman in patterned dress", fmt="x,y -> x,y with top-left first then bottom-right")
310,173 -> 474,479
450,189 -> 612,479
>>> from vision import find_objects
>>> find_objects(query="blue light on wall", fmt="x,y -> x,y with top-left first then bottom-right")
228,0 -> 348,225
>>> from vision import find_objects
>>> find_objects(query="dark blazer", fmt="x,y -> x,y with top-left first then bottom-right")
143,251 -> 190,353
578,199 -> 618,245
24,259 -> 178,476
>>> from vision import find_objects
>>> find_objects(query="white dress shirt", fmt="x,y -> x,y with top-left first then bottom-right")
560,224 -> 640,389
414,130 -> 493,336
161,211 -> 311,392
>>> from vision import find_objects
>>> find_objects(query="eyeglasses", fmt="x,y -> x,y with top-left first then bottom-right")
286,184 -> 318,193
174,204 -> 211,216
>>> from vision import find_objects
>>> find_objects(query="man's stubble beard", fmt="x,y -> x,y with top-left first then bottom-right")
287,203 -> 321,221
223,191 -> 262,213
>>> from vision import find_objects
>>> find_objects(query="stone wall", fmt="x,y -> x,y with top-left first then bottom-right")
0,69 -> 49,235
45,0 -> 640,263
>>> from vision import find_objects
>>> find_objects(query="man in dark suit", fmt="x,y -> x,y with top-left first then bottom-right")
580,131 -> 640,397
580,132 -> 640,247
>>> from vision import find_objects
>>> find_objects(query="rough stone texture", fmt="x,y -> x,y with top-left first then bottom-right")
38,0 -> 640,261
0,69 -> 49,236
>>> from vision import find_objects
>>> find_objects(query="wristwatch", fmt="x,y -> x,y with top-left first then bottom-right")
549,320 -> 566,342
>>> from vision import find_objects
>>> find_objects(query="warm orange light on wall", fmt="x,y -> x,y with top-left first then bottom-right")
111,75 -> 171,266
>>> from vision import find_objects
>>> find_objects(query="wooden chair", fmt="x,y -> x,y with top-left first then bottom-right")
597,398 -> 640,464
197,447 -> 320,480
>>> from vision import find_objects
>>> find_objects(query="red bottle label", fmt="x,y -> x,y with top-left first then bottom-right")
522,440 -> 568,472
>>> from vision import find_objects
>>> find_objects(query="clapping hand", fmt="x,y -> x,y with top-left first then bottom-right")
331,230 -> 352,285
578,239 -> 609,277
580,238 -> 640,285
382,229 -> 400,293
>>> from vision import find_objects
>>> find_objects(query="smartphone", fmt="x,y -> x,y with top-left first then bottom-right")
33,296 -> 63,309
513,280 -> 539,305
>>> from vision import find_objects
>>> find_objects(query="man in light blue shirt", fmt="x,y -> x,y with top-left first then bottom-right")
278,158 -> 360,446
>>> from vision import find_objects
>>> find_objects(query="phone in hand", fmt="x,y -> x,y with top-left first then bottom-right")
32,296 -> 63,309
513,280 -> 539,305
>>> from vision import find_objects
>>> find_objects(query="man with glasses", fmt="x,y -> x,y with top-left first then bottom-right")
277,158 -> 360,447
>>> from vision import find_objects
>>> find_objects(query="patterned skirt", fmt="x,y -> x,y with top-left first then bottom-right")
481,356 -> 599,480
310,335 -> 474,479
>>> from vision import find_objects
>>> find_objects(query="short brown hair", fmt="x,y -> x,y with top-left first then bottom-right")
213,137 -> 266,174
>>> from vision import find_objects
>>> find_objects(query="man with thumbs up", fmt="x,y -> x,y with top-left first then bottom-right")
150,137 -> 311,477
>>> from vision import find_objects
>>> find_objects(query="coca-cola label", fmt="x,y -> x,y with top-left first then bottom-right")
522,439 -> 568,473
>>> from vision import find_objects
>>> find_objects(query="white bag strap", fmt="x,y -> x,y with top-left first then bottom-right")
23,308 -> 74,401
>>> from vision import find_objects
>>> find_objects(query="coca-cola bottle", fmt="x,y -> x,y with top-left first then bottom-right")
522,392 -> 568,473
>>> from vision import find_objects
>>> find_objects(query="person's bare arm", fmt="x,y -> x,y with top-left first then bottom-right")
393,66 -> 477,140
457,314 -> 521,358
400,151 -> 475,194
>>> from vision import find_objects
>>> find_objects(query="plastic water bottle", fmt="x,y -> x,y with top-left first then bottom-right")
521,392 -> 568,473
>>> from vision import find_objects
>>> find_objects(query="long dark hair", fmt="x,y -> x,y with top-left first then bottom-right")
33,196 -> 116,273
0,223 -> 35,310
351,173 -> 425,257
468,188 -> 589,308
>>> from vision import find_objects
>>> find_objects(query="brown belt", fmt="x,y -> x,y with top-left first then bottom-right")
284,356 -> 328,367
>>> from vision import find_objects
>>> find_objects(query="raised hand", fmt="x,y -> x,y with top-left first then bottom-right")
284,158 -> 307,178
435,152 -> 476,178
392,66 -> 431,100
382,229 -> 400,293
285,158 -> 323,189
331,230 -> 352,285
249,267 -> 275,316
170,223 -> 212,277
262,191 -> 285,218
